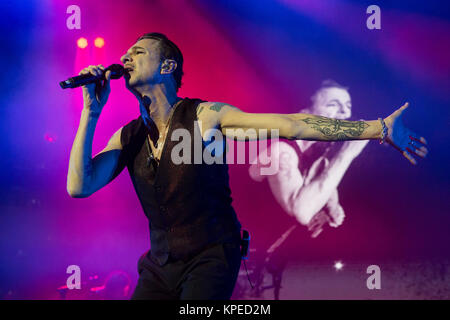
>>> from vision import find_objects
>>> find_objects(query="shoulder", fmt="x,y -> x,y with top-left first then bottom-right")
120,116 -> 145,147
196,102 -> 242,130
122,116 -> 143,134
197,101 -> 240,117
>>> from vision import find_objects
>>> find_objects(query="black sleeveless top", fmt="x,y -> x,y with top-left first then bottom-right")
114,98 -> 242,266
296,141 -> 340,178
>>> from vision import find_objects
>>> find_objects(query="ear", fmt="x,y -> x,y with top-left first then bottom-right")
160,59 -> 177,75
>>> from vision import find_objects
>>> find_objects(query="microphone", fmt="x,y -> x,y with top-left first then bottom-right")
59,64 -> 125,89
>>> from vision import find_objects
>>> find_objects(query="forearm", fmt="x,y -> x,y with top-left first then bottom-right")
67,109 -> 99,197
290,114 -> 382,141
291,153 -> 355,224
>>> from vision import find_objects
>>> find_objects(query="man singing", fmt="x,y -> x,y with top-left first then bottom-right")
67,33 -> 428,300
244,80 -> 368,299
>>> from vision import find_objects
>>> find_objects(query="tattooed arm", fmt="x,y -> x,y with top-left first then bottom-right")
203,101 -> 428,165
218,103 -> 381,141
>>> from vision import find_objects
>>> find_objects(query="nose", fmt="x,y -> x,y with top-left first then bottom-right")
342,107 -> 351,119
120,53 -> 131,64
338,103 -> 350,116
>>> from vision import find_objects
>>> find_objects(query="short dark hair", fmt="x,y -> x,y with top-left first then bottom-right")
317,79 -> 349,92
311,79 -> 349,104
137,33 -> 184,91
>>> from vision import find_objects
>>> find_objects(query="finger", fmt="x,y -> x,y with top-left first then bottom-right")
103,70 -> 111,94
406,145 -> 427,158
307,220 -> 320,231
414,145 -> 428,157
93,66 -> 102,77
400,102 -> 409,112
414,142 -> 428,156
394,102 -> 409,118
105,70 -> 111,81
409,134 -> 428,146
84,65 -> 96,76
402,150 -> 417,165
88,65 -> 102,77
311,228 -> 323,238
307,222 -> 315,230
409,136 -> 429,155
79,68 -> 89,75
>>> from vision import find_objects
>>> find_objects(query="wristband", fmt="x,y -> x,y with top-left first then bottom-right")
378,118 -> 388,144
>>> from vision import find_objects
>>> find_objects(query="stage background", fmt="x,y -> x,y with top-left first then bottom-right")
0,0 -> 448,299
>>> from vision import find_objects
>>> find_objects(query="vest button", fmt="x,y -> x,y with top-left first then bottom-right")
155,185 -> 162,191
159,205 -> 167,213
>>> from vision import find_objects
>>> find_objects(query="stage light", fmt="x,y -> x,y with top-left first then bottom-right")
334,261 -> 344,271
77,37 -> 88,49
94,37 -> 105,48
44,133 -> 56,143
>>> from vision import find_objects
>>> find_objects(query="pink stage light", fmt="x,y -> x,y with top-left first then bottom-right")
77,37 -> 88,49
44,133 -> 56,143
94,37 -> 105,48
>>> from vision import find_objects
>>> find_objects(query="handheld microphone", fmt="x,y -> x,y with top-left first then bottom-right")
59,64 -> 124,89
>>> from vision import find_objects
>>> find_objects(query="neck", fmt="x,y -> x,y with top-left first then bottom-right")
131,82 -> 179,128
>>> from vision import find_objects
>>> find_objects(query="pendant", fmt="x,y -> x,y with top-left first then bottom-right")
147,153 -> 154,167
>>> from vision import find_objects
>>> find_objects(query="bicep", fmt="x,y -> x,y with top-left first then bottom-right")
89,127 -> 123,194
214,104 -> 296,141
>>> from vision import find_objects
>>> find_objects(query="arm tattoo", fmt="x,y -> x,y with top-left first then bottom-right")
210,102 -> 227,112
301,116 -> 369,140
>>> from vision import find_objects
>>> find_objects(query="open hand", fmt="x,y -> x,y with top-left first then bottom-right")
384,102 -> 428,165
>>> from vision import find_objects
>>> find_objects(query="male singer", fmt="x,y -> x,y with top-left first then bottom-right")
67,33 -> 428,300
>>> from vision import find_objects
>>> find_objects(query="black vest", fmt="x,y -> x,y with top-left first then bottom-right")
116,98 -> 242,265
295,141 -> 340,178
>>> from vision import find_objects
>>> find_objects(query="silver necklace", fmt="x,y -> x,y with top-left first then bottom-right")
145,99 -> 182,168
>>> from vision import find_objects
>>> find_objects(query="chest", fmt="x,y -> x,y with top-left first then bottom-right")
147,109 -> 220,162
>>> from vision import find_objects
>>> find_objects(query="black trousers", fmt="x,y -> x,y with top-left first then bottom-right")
131,241 -> 242,300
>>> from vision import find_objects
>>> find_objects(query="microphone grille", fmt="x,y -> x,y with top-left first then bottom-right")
107,64 -> 124,79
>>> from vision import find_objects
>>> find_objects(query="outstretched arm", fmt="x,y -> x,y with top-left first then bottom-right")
209,101 -> 428,165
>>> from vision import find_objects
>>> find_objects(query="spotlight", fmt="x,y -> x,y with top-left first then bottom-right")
44,133 -> 56,143
77,37 -> 88,49
334,261 -> 344,271
94,37 -> 105,48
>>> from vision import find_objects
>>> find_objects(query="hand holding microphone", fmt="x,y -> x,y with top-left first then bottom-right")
62,64 -> 124,116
